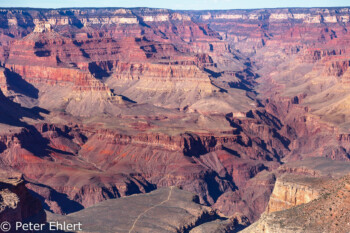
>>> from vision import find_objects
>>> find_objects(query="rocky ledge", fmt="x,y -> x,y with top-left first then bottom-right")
47,187 -> 249,233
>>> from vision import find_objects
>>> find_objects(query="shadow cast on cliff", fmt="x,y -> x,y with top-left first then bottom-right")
26,181 -> 84,214
88,62 -> 110,79
59,10 -> 84,28
19,124 -> 78,158
4,68 -> 39,99
0,91 -> 48,127
0,89 -> 68,159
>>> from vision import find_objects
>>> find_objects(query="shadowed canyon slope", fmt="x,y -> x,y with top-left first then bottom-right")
0,6 -> 350,232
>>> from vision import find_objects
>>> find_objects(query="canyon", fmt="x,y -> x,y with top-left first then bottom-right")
0,6 -> 349,232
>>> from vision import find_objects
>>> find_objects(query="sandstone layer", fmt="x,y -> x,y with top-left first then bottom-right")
0,6 -> 350,233
242,173 -> 350,233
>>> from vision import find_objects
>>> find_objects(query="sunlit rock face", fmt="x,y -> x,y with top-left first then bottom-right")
0,171 -> 46,229
242,173 -> 350,233
266,175 -> 321,213
0,6 -> 350,232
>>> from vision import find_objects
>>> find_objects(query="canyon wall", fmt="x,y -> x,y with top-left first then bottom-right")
266,175 -> 321,213
0,172 -> 46,232
0,6 -> 350,232
242,173 -> 350,233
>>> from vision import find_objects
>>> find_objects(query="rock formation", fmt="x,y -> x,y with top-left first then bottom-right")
0,171 -> 46,233
266,175 -> 321,213
242,172 -> 350,233
47,187 -> 249,233
0,6 -> 350,232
